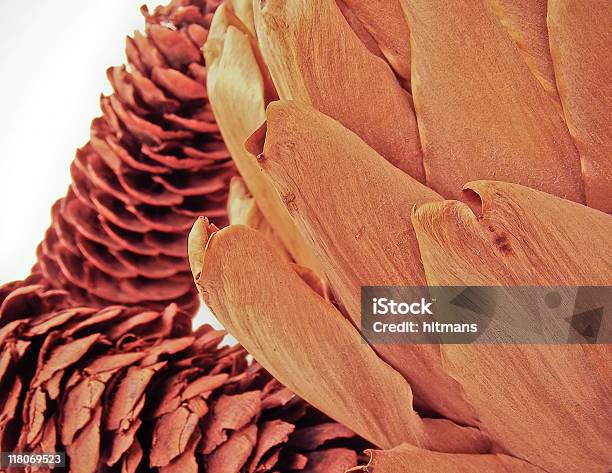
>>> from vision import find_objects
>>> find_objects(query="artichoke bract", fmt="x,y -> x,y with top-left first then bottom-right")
193,0 -> 612,472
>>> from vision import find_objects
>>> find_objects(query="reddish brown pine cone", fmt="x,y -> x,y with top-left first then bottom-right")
0,280 -> 366,472
33,0 -> 235,314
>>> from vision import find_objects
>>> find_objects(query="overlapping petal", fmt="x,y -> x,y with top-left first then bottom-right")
254,0 -> 424,180
192,1 -> 612,471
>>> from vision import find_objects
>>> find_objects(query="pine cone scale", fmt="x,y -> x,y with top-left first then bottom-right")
35,0 -> 235,310
0,280 -> 363,471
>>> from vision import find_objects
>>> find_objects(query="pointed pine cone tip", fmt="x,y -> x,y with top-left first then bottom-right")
460,179 -> 608,219
460,180 -> 509,214
36,0 -> 235,312
254,100 -> 308,170
188,217 -> 218,282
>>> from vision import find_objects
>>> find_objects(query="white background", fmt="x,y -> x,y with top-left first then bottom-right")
0,0 -> 220,329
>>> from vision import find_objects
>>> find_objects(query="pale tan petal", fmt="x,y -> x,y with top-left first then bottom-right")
257,101 -> 436,313
290,263 -> 331,302
412,180 -> 612,286
421,418 -> 491,455
227,177 -> 291,261
254,0 -> 424,180
401,0 -> 584,202
335,0 -> 384,58
348,444 -> 545,473
194,224 -> 425,449
548,0 -> 612,212
188,217 -> 218,282
207,2 -> 275,102
193,225 -> 491,455
204,12 -> 320,272
254,100 -> 479,427
488,0 -> 560,102
339,0 -> 411,83
227,0 -> 257,37
227,177 -> 258,227
411,181 -> 612,472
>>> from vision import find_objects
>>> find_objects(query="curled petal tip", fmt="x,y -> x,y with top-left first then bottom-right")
244,121 -> 267,157
188,217 -> 218,282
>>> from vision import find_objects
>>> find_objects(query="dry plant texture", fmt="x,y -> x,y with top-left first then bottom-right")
192,0 -> 612,472
0,280 -> 365,472
0,1 -> 370,472
33,0 -> 235,314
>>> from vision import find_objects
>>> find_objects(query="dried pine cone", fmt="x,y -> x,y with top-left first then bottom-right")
0,280 -> 366,472
34,0 -> 235,314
